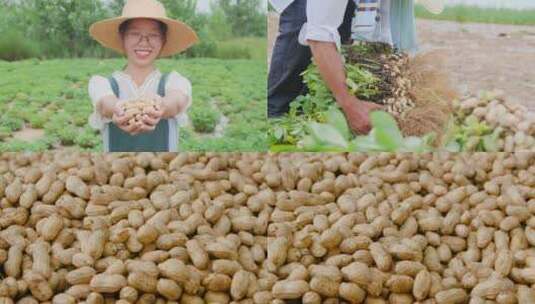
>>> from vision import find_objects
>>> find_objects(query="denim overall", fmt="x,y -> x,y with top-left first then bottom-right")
106,73 -> 171,152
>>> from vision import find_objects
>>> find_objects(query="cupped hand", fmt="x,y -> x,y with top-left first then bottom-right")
137,95 -> 165,133
112,100 -> 143,135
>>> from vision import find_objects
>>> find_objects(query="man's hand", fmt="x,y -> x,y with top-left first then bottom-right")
340,96 -> 384,134
307,41 -> 383,134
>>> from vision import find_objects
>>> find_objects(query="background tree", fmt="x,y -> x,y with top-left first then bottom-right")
18,0 -> 109,57
0,0 -> 266,60
216,0 -> 266,37
109,0 -> 200,27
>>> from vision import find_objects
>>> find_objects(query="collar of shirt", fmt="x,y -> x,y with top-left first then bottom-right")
269,0 -> 294,13
113,69 -> 161,98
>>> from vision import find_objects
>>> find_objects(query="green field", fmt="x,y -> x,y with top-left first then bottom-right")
0,58 -> 267,152
215,37 -> 267,60
415,4 -> 535,25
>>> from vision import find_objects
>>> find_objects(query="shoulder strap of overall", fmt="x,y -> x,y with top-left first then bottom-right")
158,73 -> 169,97
108,76 -> 120,98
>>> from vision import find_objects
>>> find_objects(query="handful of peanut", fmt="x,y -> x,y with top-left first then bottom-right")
121,98 -> 161,126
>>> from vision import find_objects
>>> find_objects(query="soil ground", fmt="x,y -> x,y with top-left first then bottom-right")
12,127 -> 45,141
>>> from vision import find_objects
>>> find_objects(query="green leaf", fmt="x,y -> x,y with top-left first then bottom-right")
401,137 -> 424,152
464,115 -> 490,136
464,136 -> 481,151
482,127 -> 503,152
401,135 -> 434,153
300,135 -> 318,150
273,127 -> 284,141
421,132 -> 437,146
444,140 -> 462,152
306,122 -> 349,149
346,78 -> 358,94
369,111 -> 404,151
325,106 -> 351,140
440,115 -> 458,144
352,135 -> 384,152
270,144 -> 304,153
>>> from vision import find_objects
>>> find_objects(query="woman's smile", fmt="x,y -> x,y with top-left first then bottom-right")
134,48 -> 153,59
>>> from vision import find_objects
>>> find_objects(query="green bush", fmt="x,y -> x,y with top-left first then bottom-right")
185,33 -> 218,58
190,107 -> 221,133
0,137 -> 55,152
56,126 -> 77,146
206,8 -> 234,41
214,37 -> 266,60
75,127 -> 100,148
28,112 -> 48,129
415,4 -> 535,26
213,44 -> 251,60
0,31 -> 40,61
72,111 -> 89,127
0,116 -> 24,131
0,126 -> 12,140
44,112 -> 72,138
217,0 -> 266,37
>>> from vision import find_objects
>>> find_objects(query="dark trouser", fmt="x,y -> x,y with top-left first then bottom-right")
268,0 -> 356,118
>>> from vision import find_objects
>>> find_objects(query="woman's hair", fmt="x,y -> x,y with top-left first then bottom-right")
119,19 -> 168,38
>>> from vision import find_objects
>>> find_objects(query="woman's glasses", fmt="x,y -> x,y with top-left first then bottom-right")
125,32 -> 163,45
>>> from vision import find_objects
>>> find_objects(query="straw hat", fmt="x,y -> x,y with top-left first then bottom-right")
89,0 -> 199,57
417,0 -> 445,15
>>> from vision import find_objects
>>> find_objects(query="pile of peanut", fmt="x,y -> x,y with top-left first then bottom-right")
455,90 -> 535,152
0,153 -> 268,303
122,99 -> 160,126
0,152 -> 534,304
267,153 -> 534,304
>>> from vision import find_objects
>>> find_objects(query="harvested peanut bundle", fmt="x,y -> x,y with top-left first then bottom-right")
308,43 -> 456,139
265,152 -> 535,303
121,98 -> 160,126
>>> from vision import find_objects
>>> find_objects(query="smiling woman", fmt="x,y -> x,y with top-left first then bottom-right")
119,18 -> 168,57
87,0 -> 199,152
119,19 -> 167,68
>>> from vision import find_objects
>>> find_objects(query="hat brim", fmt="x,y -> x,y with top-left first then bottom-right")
418,0 -> 445,15
89,16 -> 199,57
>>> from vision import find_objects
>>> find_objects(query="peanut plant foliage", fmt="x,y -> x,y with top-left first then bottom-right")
0,58 -> 267,152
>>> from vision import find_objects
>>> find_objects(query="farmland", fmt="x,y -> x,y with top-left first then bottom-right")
414,4 -> 535,26
0,58 -> 267,152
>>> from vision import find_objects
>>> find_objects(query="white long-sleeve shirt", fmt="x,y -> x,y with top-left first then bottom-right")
270,0 -> 350,48
87,70 -> 192,152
